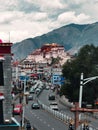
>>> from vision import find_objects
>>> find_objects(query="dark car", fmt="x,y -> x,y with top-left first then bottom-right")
31,103 -> 40,109
27,95 -> 33,100
48,94 -> 55,100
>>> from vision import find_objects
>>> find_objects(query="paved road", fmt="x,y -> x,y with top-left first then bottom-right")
39,89 -> 74,117
24,100 -> 68,130
39,88 -> 98,129
14,81 -> 98,129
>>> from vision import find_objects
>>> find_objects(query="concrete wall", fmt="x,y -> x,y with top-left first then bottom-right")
3,54 -> 12,122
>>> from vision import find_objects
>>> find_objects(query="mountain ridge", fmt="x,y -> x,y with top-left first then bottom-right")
12,22 -> 98,60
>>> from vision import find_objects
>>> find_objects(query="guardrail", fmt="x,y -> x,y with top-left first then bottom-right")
38,100 -> 98,130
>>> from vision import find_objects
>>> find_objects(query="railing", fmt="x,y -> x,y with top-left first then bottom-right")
38,100 -> 98,130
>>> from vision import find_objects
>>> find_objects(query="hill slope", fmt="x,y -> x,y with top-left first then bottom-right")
12,22 -> 98,60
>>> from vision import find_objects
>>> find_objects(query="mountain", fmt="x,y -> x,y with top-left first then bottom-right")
11,22 -> 98,60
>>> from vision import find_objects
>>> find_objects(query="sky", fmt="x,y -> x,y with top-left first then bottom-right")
0,0 -> 98,43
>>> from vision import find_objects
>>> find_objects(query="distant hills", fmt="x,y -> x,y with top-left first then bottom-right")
12,22 -> 98,60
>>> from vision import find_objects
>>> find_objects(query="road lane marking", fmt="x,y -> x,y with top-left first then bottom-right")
43,121 -> 46,124
48,124 -> 50,127
40,118 -> 43,121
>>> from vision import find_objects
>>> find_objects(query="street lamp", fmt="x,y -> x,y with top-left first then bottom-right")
20,72 -> 27,129
79,73 -> 98,108
46,59 -> 52,83
22,78 -> 26,129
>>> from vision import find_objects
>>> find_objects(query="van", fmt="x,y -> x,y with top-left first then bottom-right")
50,102 -> 58,110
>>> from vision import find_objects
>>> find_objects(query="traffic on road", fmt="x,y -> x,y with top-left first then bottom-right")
13,79 -> 98,130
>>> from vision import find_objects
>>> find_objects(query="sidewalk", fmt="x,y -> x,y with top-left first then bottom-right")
57,95 -> 98,120
56,95 -> 75,108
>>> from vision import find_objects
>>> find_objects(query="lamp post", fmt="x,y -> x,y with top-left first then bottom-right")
79,73 -> 83,108
79,73 -> 98,108
22,77 -> 26,129
20,72 -> 27,129
46,59 -> 52,83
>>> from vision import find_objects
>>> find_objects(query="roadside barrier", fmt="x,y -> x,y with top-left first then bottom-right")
38,100 -> 98,130
38,100 -> 73,124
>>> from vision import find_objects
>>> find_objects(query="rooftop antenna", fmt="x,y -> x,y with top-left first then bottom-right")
9,32 -> 10,43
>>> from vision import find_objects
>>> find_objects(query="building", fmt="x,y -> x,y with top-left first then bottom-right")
0,40 -> 19,129
26,43 -> 71,65
12,43 -> 71,83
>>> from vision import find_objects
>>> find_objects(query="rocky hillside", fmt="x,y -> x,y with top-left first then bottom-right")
12,22 -> 98,60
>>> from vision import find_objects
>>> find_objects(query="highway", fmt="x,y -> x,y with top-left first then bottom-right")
15,81 -> 69,130
39,88 -> 74,118
24,99 -> 68,130
38,87 -> 98,129
14,81 -> 98,129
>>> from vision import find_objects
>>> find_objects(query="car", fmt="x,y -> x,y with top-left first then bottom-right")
29,88 -> 35,94
35,88 -> 41,94
46,86 -> 49,90
13,104 -> 22,115
27,95 -> 33,100
31,103 -> 40,109
50,102 -> 58,111
48,94 -> 55,100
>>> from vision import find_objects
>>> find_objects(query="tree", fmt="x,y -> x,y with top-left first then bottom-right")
60,44 -> 98,104
51,56 -> 61,65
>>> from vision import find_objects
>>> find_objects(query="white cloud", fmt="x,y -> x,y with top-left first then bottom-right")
75,13 -> 90,23
27,0 -> 67,10
67,0 -> 88,5
57,11 -> 91,25
0,0 -> 19,11
0,11 -> 24,24
26,12 -> 48,21
0,0 -> 98,43
58,12 -> 76,24
40,0 -> 67,10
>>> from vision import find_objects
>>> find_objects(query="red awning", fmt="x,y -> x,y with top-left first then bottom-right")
0,93 -> 4,100
0,39 -> 3,43
0,55 -> 5,61
30,73 -> 38,77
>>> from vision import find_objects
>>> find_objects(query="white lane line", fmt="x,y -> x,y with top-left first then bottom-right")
40,118 -> 43,121
48,124 -> 50,127
43,121 -> 46,124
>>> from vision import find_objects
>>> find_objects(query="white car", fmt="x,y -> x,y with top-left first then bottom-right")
50,102 -> 59,111
46,86 -> 49,90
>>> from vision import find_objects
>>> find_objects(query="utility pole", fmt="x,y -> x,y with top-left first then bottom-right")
79,73 -> 83,108
71,102 -> 98,130
20,72 -> 29,130
79,73 -> 98,109
22,77 -> 26,129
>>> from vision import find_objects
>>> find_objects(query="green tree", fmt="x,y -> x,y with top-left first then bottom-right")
51,56 -> 61,65
60,44 -> 98,104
